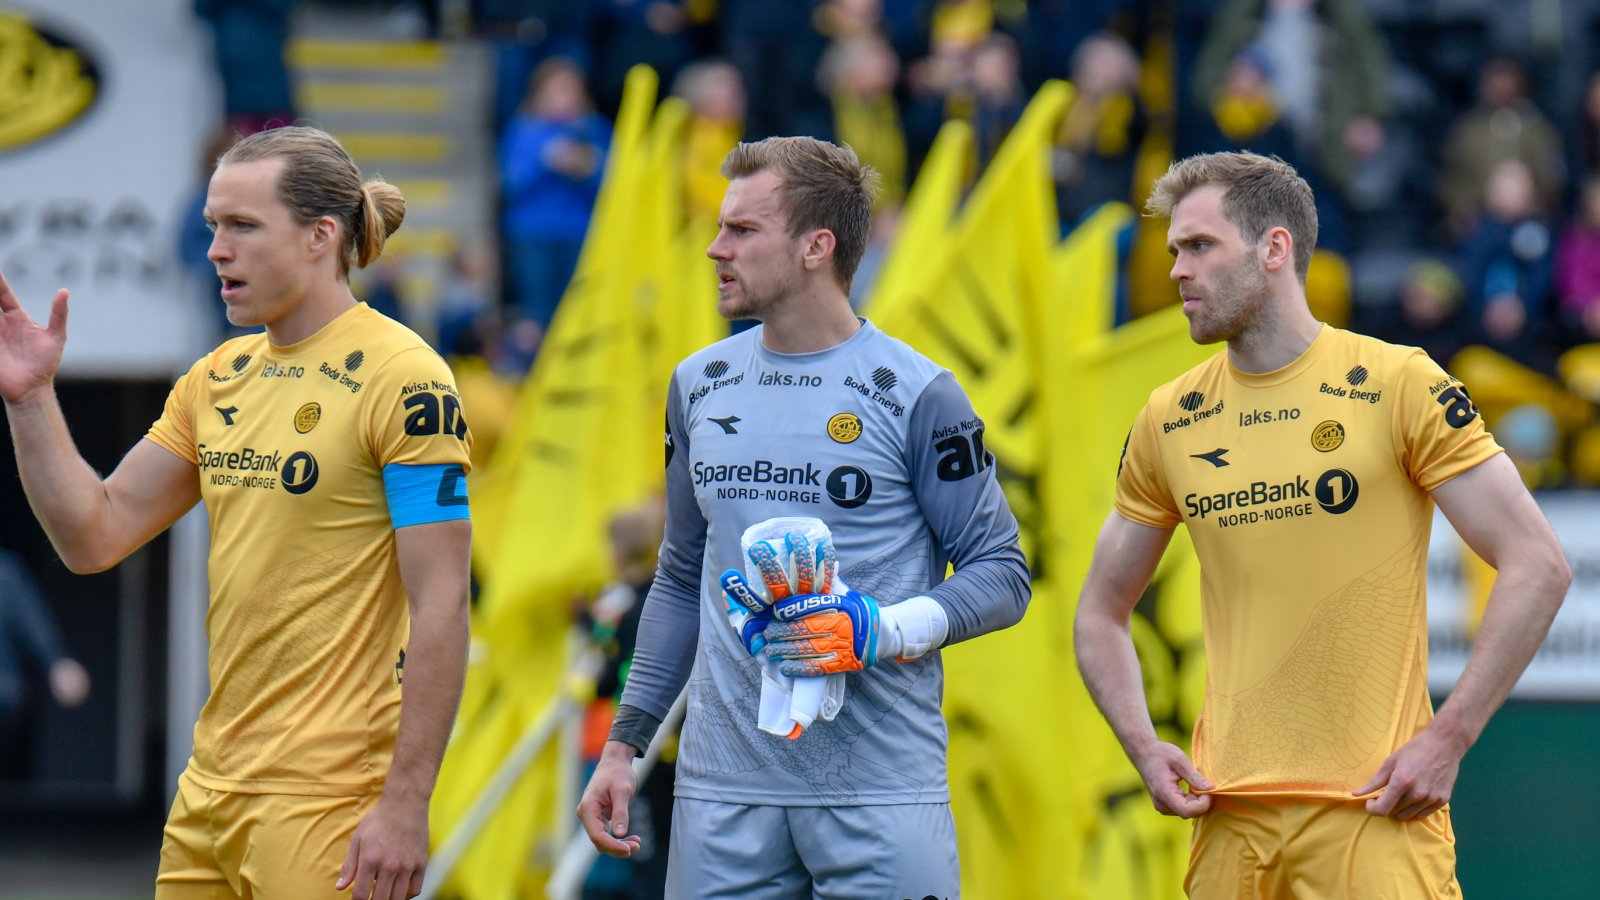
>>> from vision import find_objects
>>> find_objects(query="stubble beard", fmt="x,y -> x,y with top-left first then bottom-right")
1190,256 -> 1272,346
716,266 -> 799,322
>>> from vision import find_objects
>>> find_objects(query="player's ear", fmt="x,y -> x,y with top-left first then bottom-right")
801,229 -> 836,272
1262,226 -> 1293,274
307,215 -> 339,259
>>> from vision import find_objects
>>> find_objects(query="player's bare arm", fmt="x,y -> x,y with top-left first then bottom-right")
1357,452 -> 1569,820
1,272 -> 200,572
1075,512 -> 1214,818
339,518 -> 471,900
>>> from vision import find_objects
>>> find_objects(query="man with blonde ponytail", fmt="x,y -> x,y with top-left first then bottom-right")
0,125 -> 472,900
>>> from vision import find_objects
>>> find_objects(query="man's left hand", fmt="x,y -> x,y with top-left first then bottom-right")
1355,724 -> 1469,821
337,795 -> 429,899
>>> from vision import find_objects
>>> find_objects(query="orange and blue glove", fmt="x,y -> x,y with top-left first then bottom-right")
721,531 -> 839,657
763,590 -> 882,676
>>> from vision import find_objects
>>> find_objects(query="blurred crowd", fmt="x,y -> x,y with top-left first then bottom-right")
187,0 -> 1600,492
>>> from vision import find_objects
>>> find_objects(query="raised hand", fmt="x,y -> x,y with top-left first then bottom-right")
0,270 -> 69,404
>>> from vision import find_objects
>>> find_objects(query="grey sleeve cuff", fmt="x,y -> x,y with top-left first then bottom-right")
608,704 -> 664,757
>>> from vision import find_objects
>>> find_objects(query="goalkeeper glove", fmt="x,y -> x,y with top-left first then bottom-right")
763,593 -> 949,676
721,530 -> 839,656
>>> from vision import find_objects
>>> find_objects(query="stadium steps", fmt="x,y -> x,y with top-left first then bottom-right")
287,3 -> 496,334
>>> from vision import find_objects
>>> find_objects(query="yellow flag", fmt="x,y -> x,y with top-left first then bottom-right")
863,118 -> 972,323
434,64 -> 689,898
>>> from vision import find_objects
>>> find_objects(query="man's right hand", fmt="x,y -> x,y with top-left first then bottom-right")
1133,741 -> 1214,819
0,271 -> 69,405
576,741 -> 643,858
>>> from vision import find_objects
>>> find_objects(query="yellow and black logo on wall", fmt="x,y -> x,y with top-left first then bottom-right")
0,12 -> 100,152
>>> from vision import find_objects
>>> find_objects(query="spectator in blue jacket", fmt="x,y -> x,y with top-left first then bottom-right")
500,58 -> 611,329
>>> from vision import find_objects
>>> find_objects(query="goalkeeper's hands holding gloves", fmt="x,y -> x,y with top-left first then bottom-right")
763,590 -> 950,675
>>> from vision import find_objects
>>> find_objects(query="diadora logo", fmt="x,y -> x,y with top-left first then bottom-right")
709,415 -> 741,434
871,366 -> 898,392
1346,365 -> 1370,387
282,451 -> 320,495
1190,448 -> 1229,467
295,402 -> 321,434
760,370 -> 823,388
704,360 -> 730,379
1179,391 -> 1206,412
345,350 -> 365,372
217,406 -> 239,426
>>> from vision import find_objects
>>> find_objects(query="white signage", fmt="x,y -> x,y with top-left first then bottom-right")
1428,493 -> 1600,698
0,0 -> 219,375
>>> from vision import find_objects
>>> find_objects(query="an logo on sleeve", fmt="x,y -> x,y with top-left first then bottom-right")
281,451 -> 320,495
709,415 -> 742,434
1311,420 -> 1345,452
216,406 -> 239,426
933,422 -> 991,481
871,366 -> 898,392
345,350 -> 365,371
1190,448 -> 1230,467
1432,384 -> 1479,429
1178,391 -> 1206,412
827,412 -> 862,443
704,360 -> 730,379
1346,366 -> 1370,387
402,387 -> 469,439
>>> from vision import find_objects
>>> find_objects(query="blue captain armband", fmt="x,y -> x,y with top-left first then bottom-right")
383,463 -> 471,528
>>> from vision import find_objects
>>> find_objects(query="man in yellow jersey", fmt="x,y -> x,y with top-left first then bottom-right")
1074,151 -> 1571,898
0,126 -> 471,900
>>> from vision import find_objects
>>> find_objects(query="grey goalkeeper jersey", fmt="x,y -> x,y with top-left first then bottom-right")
618,319 -> 1030,807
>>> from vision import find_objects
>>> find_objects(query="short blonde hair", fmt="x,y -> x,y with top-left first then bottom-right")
722,137 -> 879,292
221,126 -> 405,274
1146,151 -> 1317,278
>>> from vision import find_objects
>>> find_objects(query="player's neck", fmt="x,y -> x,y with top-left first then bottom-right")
760,288 -> 861,354
1226,297 -> 1323,374
265,280 -> 358,347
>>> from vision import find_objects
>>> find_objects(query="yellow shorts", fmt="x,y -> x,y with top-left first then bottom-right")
1186,794 -> 1460,900
156,768 -> 375,899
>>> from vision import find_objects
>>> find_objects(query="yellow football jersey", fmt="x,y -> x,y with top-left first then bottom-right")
1115,326 -> 1499,797
147,303 -> 472,795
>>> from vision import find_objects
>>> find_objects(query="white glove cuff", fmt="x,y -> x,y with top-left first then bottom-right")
879,595 -> 949,662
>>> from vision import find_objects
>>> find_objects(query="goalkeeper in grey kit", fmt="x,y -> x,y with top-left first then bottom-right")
576,136 -> 1031,897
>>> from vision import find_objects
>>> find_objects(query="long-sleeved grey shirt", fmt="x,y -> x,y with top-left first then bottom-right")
614,320 -> 1030,806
